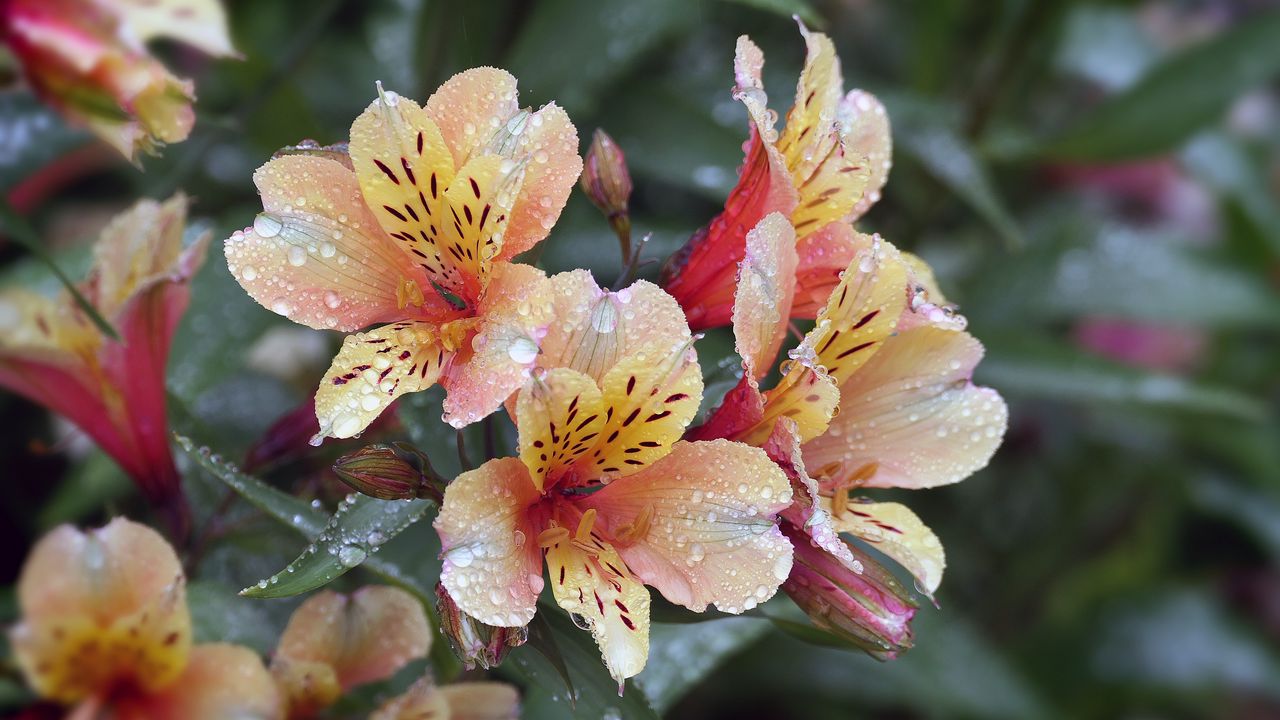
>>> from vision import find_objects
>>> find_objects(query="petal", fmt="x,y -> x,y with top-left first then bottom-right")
897,250 -> 969,332
792,222 -> 859,319
829,499 -> 946,596
274,587 -> 432,692
103,0 -> 238,57
804,326 -> 1008,490
423,68 -> 520,167
438,153 -> 525,300
776,23 -> 844,185
118,644 -> 283,720
516,368 -> 606,492
441,263 -> 553,428
572,342 -> 703,482
11,518 -> 189,703
313,320 -> 451,442
753,364 -> 839,446
732,212 -> 797,381
660,36 -> 798,331
839,89 -> 892,222
440,682 -> 522,720
370,677 -> 449,720
499,102 -> 581,260
583,440 -> 793,614
544,530 -> 650,683
88,195 -> 186,318
228,155 -> 441,331
795,233 -> 907,386
683,373 -> 764,443
434,458 -> 544,627
538,271 -> 692,386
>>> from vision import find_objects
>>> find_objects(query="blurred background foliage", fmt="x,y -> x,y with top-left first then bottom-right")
2,0 -> 1280,718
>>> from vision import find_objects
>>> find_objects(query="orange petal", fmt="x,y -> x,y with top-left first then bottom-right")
313,320 -> 452,442
792,222 -> 859,319
438,154 -> 525,299
498,102 -> 581,260
274,586 -> 432,694
839,89 -> 892,222
829,499 -> 946,595
89,195 -> 187,318
584,440 -> 793,614
424,68 -> 520,167
538,271 -> 692,386
117,643 -> 283,720
434,458 -> 544,627
732,212 -> 797,381
440,682 -> 522,720
441,263 -> 553,429
804,326 -> 1008,490
544,529 -> 650,683
763,419 -> 860,574
11,518 -> 189,704
228,155 -> 441,331
572,343 -> 703,482
370,677 -> 449,720
516,368 -> 606,491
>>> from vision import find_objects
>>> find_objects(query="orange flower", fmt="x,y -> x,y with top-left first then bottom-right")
9,518 -> 282,719
224,70 -> 582,442
373,678 -> 520,720
0,0 -> 236,161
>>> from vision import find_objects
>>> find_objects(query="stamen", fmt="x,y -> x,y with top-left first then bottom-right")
612,504 -> 654,545
829,462 -> 879,518
396,278 -> 425,309
538,525 -> 569,548
574,509 -> 597,543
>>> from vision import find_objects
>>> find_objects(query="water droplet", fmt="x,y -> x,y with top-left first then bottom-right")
253,213 -> 283,238
338,545 -> 367,567
507,336 -> 539,364
287,245 -> 307,267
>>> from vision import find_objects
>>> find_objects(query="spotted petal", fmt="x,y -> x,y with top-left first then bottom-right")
544,529 -> 650,683
776,23 -> 844,184
517,368 -> 606,492
584,440 -> 793,614
435,458 -> 544,627
313,321 -> 451,442
792,222 -> 859,319
829,499 -> 945,596
732,212 -> 797,381
804,326 -> 1008,490
116,644 -> 282,720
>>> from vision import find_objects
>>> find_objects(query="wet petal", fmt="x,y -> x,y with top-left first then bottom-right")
313,321 -> 452,442
274,586 -> 432,695
441,263 -> 553,428
228,155 -> 440,331
839,89 -> 892,222
763,419 -> 859,574
435,458 -> 544,627
517,368 -> 606,491
753,364 -> 839,446
438,154 -> 525,300
584,440 -> 793,614
732,212 -> 797,381
499,103 -> 581,260
829,500 -> 945,596
538,271 -> 692,386
119,644 -> 283,720
792,222 -> 859,319
573,342 -> 702,482
776,23 -> 844,185
11,518 -> 189,703
683,373 -> 764,443
805,326 -> 1008,490
897,250 -> 968,332
424,68 -> 520,167
544,530 -> 650,683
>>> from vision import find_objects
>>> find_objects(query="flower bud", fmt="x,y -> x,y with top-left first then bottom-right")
435,584 -> 527,670
781,523 -> 917,659
332,444 -> 434,501
581,128 -> 633,233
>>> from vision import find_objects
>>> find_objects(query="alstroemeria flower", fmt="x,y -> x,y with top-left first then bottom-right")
0,196 -> 208,534
373,678 -> 520,720
9,518 -> 282,719
225,69 -> 582,442
661,23 -> 892,328
0,0 -> 236,161
691,215 -> 1005,619
436,289 -> 793,683
271,586 -> 432,718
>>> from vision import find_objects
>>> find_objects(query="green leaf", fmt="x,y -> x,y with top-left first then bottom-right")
1041,11 -> 1280,160
638,617 -> 769,712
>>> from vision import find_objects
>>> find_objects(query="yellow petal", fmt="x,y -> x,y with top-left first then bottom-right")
829,499 -> 945,596
435,458 -> 544,627
11,518 -> 190,703
314,321 -> 451,441
424,68 -> 520,167
498,103 -> 581,260
441,682 -> 522,720
839,89 -> 892,222
274,587 -> 432,695
752,363 -> 839,446
544,529 -> 650,683
538,271 -> 693,386
776,23 -> 844,189
796,233 -> 907,386
90,195 -> 187,318
732,212 -> 797,381
573,343 -> 703,482
804,326 -> 1007,490
267,658 -> 339,718
369,677 -> 448,720
517,368 -> 606,491
789,136 -> 873,238
0,288 -> 98,362
107,0 -> 238,57
898,250 -> 969,332
439,154 -> 525,299
118,643 -> 283,720
584,440 -> 793,614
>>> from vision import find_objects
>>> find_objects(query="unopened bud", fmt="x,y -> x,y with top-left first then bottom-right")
332,444 -> 439,501
581,128 -> 633,238
782,523 -> 917,659
436,583 -> 528,670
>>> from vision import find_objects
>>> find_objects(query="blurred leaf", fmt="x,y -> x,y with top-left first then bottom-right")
718,0 -> 821,26
1192,477 -> 1280,561
0,93 -> 90,191
1182,133 -> 1280,256
35,451 -> 132,529
980,340 -> 1270,421
525,612 -> 576,703
639,617 -> 770,713
1055,6 -> 1155,92
1041,11 -> 1280,160
187,580 -> 283,654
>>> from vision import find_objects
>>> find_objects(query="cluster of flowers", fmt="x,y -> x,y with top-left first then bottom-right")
0,0 -> 1008,708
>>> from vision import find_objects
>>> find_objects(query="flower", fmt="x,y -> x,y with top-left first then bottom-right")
580,128 -> 633,243
436,583 -> 527,670
270,586 -> 432,718
9,517 -> 282,719
435,274 -> 793,684
224,69 -> 582,442
0,0 -> 237,161
372,677 -> 520,720
661,22 -> 892,328
0,195 -> 208,536
690,211 -> 1005,644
